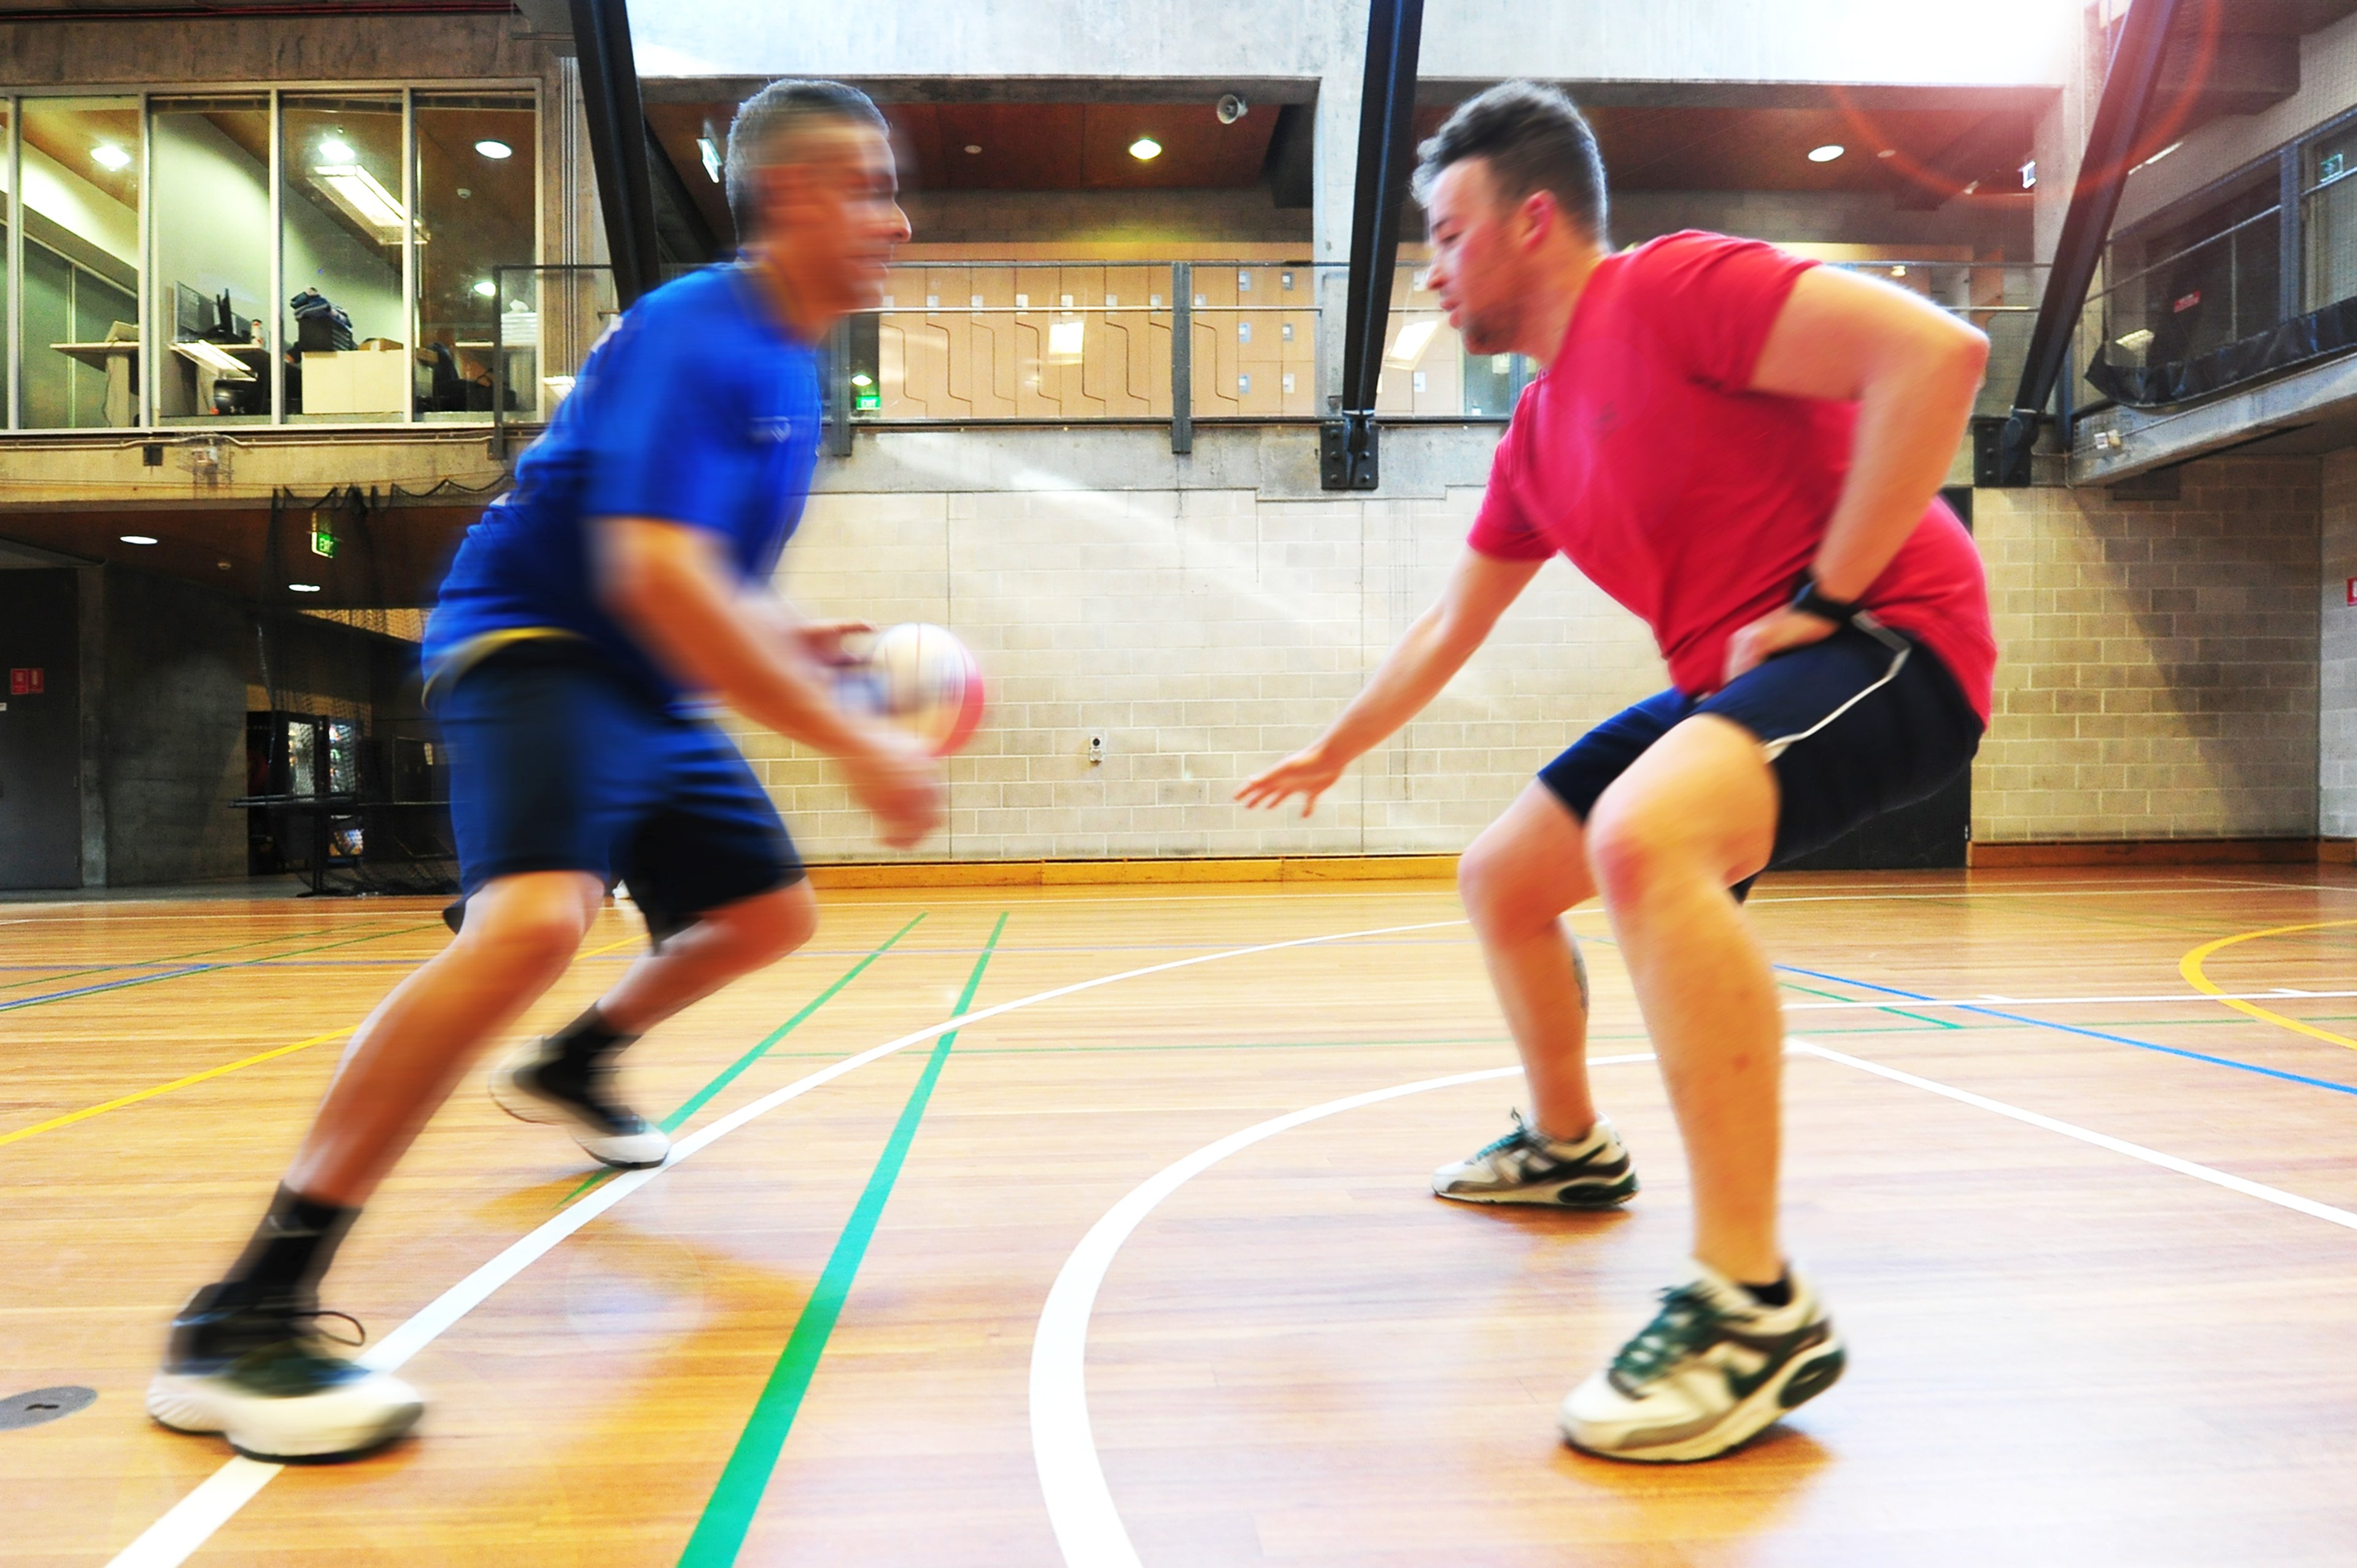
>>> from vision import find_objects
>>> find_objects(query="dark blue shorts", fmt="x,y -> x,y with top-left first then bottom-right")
433,641 -> 802,937
1538,622 -> 1984,895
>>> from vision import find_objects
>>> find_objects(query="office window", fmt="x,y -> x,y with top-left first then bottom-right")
19,98 -> 141,430
281,94 -> 406,422
153,95 -> 273,424
412,92 -> 535,422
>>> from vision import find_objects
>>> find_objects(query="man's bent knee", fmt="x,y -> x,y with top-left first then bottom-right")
1460,790 -> 1594,936
457,873 -> 602,976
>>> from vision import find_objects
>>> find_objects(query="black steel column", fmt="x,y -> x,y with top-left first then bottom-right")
1986,0 -> 2186,484
568,0 -> 660,306
1171,262 -> 1193,455
2279,142 -> 2305,325
1322,0 -> 1425,491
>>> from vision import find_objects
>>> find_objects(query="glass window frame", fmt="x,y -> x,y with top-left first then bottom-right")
1,78 -> 540,432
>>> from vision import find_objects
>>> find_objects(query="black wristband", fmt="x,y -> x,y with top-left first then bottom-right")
1790,577 -> 1862,625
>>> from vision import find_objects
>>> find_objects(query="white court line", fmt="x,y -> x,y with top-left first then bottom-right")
1031,1040 -> 2357,1568
1029,1052 -> 1658,1568
102,916 -> 1468,1568
1780,988 -> 2357,1011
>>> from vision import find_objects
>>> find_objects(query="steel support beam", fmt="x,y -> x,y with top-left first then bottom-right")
1984,0 -> 2186,485
568,0 -> 660,306
1322,0 -> 1425,492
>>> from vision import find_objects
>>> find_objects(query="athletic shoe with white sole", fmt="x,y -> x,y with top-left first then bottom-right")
1560,1262 -> 1845,1462
490,1039 -> 670,1168
1432,1110 -> 1638,1208
147,1284 -> 423,1462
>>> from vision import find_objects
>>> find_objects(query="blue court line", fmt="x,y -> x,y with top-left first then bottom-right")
0,965 -> 219,1013
1776,962 -> 2357,1100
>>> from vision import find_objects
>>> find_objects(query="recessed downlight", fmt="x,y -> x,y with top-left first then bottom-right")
288,582 -> 323,593
1128,136 -> 1163,161
119,534 -> 158,546
473,279 -> 497,297
964,144 -> 982,155
91,142 -> 131,171
1808,144 -> 1846,163
474,138 -> 513,160
319,136 -> 354,163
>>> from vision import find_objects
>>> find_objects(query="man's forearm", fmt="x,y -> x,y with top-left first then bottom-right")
1809,345 -> 1985,603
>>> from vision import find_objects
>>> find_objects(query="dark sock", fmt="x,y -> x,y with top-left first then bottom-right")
217,1184 -> 360,1310
1740,1272 -> 1793,1310
541,1005 -> 639,1097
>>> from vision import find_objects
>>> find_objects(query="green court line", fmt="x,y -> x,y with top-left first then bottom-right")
676,912 -> 1007,1568
1776,977 -> 1959,1030
0,919 -> 424,993
559,914 -> 927,1207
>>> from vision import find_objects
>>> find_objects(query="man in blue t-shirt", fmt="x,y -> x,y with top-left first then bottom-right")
147,80 -> 940,1463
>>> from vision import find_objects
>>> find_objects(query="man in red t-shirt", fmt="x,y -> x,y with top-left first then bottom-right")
1239,81 -> 1994,1463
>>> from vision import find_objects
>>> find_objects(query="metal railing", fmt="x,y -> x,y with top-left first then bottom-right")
2084,206 -> 2285,385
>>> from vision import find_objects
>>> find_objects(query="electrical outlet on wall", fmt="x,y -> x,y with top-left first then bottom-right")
1086,735 -> 1105,766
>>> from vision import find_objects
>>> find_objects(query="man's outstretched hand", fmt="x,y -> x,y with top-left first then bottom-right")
1236,745 -> 1347,819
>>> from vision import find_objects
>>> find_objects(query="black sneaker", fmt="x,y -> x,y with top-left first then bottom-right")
489,1038 -> 670,1168
1431,1110 -> 1638,1207
146,1284 -> 423,1461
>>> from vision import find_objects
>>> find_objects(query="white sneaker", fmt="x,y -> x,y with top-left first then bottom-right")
490,1040 -> 670,1168
147,1286 -> 423,1461
1560,1262 -> 1845,1462
1432,1111 -> 1638,1208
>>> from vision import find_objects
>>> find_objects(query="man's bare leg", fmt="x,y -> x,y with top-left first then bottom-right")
1458,782 -> 1602,1140
1584,714 -> 1782,1284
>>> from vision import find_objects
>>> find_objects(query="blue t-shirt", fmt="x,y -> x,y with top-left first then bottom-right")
424,265 -> 822,704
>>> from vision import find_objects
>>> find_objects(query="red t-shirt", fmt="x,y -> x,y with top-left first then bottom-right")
1466,230 -> 1996,723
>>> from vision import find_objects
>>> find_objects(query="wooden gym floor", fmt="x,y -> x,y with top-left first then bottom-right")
4,865 -> 2356,1567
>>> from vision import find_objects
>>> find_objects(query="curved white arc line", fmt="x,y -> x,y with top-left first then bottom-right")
105,916 -> 1473,1568
1030,1052 -> 1660,1568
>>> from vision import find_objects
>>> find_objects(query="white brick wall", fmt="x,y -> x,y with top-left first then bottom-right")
2323,449 -> 2357,839
737,484 -> 1666,862
1972,457 -> 2323,843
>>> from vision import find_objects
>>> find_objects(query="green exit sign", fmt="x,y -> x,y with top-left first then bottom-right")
310,516 -> 337,558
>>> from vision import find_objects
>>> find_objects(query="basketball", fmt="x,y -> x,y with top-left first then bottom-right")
846,622 -> 986,755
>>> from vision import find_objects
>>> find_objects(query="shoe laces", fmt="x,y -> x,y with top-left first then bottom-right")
1476,1109 -> 1544,1161
293,1308 -> 368,1348
1609,1283 -> 1725,1391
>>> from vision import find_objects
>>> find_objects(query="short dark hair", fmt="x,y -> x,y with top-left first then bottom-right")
724,79 -> 888,237
1415,80 -> 1608,244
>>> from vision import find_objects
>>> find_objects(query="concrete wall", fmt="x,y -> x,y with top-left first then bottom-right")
2324,449 -> 2357,839
1973,456 -> 2322,843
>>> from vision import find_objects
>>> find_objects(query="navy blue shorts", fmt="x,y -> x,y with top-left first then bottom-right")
433,641 -> 802,938
1538,621 -> 1983,895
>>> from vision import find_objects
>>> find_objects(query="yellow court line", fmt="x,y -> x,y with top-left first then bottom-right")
0,930 -> 646,1150
2180,918 -> 2357,1052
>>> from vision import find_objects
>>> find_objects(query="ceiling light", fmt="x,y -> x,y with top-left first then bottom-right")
1128,136 -> 1162,161
1876,148 -> 1897,159
1890,265 -> 1907,277
473,138 -> 512,160
965,144 -> 983,155
850,373 -> 875,387
1808,144 -> 1846,163
473,279 -> 497,297
1385,319 -> 1439,368
119,534 -> 158,546
696,135 -> 721,182
2136,141 -> 2182,171
311,161 -> 408,243
91,142 -> 131,171
319,136 -> 354,163
2116,328 -> 2154,352
288,582 -> 323,593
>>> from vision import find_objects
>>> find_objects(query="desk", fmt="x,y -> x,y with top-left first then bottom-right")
169,340 -> 268,417
48,342 -> 140,427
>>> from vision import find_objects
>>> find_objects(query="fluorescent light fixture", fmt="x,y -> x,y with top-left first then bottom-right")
1385,318 -> 1439,367
91,142 -> 131,171
319,136 -> 354,162
1128,136 -> 1162,161
1808,144 -> 1846,163
1047,319 -> 1086,360
311,162 -> 408,242
119,534 -> 158,545
473,138 -> 513,160
288,582 -> 323,593
696,135 -> 721,182
850,373 -> 874,387
2116,328 -> 2155,351
2136,141 -> 2181,171
473,279 -> 497,297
